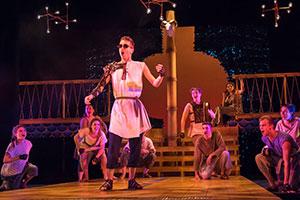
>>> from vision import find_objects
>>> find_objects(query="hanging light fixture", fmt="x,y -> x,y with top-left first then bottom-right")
261,0 -> 293,27
139,0 -> 176,21
37,2 -> 77,34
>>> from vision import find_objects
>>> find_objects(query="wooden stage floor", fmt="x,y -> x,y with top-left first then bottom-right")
0,176 -> 280,200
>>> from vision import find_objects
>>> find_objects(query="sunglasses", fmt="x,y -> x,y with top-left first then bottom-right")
117,44 -> 130,49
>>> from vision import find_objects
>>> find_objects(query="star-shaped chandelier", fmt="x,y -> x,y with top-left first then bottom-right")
261,0 -> 293,27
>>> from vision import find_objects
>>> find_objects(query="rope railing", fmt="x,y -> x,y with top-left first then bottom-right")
233,72 -> 300,118
18,79 -> 111,124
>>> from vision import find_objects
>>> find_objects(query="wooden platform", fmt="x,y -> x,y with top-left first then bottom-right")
144,126 -> 240,176
0,176 -> 279,199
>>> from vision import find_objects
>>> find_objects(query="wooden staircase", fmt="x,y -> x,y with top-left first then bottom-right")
143,126 -> 240,176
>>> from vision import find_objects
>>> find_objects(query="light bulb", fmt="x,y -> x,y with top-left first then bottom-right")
146,8 -> 151,14
172,3 -> 176,8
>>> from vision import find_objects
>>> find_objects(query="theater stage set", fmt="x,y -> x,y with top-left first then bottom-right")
1,0 -> 300,200
0,177 -> 279,199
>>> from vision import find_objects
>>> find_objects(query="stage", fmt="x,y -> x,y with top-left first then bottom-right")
0,176 -> 279,199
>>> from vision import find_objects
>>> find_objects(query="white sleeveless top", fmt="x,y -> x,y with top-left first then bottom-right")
109,61 -> 151,138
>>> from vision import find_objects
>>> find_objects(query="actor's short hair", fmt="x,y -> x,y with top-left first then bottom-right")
202,122 -> 212,127
189,87 -> 202,94
281,104 -> 296,114
259,115 -> 275,126
120,36 -> 135,47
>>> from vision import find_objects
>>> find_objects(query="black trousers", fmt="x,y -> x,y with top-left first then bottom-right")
107,132 -> 142,169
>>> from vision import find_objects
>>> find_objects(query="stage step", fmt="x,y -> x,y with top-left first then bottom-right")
144,126 -> 240,176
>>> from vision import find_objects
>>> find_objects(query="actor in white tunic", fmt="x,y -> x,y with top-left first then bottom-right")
109,61 -> 152,138
85,36 -> 165,190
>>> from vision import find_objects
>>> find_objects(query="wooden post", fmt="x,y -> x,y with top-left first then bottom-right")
165,10 -> 177,146
62,82 -> 66,119
283,76 -> 287,104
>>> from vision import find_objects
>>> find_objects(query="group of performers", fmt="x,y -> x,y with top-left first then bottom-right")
1,36 -> 300,193
73,104 -> 156,183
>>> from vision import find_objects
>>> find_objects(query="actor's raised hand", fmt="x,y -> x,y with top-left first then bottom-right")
156,64 -> 166,77
208,109 -> 216,119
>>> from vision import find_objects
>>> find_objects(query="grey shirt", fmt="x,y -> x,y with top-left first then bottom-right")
1,139 -> 32,176
262,131 -> 299,164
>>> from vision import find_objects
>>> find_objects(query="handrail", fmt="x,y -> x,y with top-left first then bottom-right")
18,72 -> 300,124
19,79 -> 99,85
233,72 -> 300,115
233,72 -> 300,79
18,79 -> 111,124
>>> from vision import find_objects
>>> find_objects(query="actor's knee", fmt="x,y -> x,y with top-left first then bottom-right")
28,163 -> 38,177
255,153 -> 265,165
221,151 -> 230,159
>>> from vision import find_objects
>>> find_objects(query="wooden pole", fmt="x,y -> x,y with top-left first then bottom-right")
165,10 -> 177,146
283,76 -> 287,104
62,83 -> 66,119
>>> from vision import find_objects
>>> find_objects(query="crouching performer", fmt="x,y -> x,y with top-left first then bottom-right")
0,125 -> 38,191
74,117 -> 108,182
196,122 -> 232,180
256,115 -> 300,193
120,134 -> 156,179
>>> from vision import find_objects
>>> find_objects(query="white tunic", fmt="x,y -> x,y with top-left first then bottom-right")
109,61 -> 151,138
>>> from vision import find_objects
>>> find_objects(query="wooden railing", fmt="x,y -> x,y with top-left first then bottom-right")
18,72 -> 300,124
18,79 -> 111,124
233,72 -> 300,119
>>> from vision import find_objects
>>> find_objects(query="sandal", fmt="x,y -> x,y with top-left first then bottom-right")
128,179 -> 143,190
220,174 -> 229,180
99,179 -> 113,191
